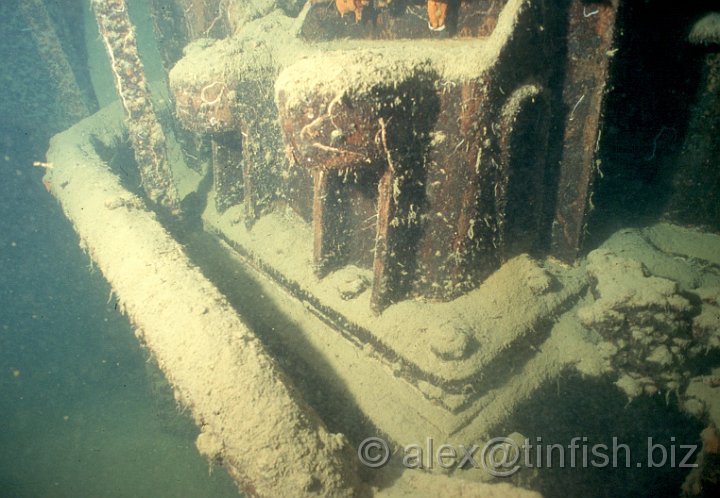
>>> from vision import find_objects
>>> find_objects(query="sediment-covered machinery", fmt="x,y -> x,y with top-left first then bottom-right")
37,1 -> 720,496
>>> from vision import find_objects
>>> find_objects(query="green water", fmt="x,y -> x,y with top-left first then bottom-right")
0,1 -> 239,493
2,1 -> 719,496
0,141 -> 240,497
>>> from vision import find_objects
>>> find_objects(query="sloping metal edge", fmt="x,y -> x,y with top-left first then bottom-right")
42,102 -> 366,498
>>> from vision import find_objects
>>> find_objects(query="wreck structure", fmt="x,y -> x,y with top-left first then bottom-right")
166,0 -> 617,311
37,0 -> 720,496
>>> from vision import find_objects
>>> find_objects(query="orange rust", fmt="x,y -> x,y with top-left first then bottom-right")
173,85 -> 236,132
427,0 -> 448,30
335,0 -> 369,22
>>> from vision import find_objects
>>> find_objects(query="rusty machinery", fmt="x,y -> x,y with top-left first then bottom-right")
80,0 -> 625,482
165,0 -> 617,307
31,0 -> 720,495
132,0 -> 620,447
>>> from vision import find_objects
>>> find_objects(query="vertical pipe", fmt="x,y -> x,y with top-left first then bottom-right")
92,0 -> 179,213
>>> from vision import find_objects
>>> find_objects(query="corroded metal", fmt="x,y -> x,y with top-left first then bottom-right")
174,80 -> 238,134
550,0 -> 620,262
668,51 -> 720,230
312,169 -> 352,276
148,0 -> 191,72
211,132 -> 243,213
239,123 -> 257,226
92,0 -> 179,212
278,2 -> 558,309
371,167 -> 398,312
168,0 -> 618,310
172,73 -> 261,223
301,0 -> 508,40
496,84 -> 551,258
